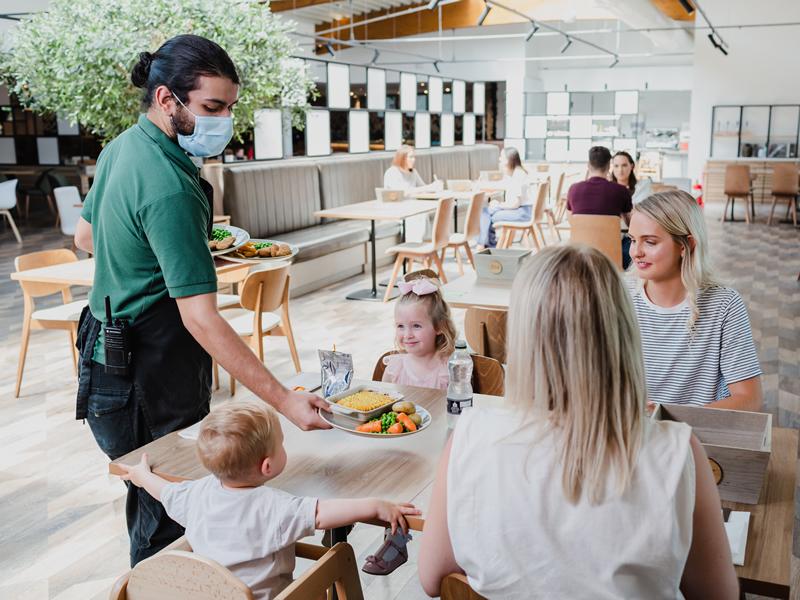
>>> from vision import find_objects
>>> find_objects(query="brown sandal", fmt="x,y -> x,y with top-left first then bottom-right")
361,531 -> 410,576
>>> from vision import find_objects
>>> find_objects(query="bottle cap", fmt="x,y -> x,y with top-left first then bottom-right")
455,339 -> 467,349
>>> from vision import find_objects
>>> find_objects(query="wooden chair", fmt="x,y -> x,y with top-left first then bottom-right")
768,163 -> 798,226
494,181 -> 550,250
383,197 -> 454,302
372,351 -> 504,396
216,264 -> 250,309
542,171 -> 566,241
216,266 -> 301,394
567,214 -> 623,268
722,164 -> 754,223
441,573 -> 488,600
14,249 -> 87,397
109,536 -> 363,600
441,192 -> 485,275
464,307 -> 507,364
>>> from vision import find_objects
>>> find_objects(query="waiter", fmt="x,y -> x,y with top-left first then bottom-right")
73,34 -> 330,566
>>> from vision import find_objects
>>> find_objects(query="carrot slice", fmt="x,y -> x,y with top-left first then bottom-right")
387,422 -> 404,434
397,412 -> 417,432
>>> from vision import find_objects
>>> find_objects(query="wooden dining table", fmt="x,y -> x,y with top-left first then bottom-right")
10,256 -> 249,287
108,373 -> 797,598
441,271 -> 511,310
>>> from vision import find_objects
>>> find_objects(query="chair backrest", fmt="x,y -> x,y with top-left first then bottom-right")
447,179 -> 473,192
431,197 -> 454,249
464,307 -> 507,364
471,354 -> 504,396
404,268 -> 440,282
724,164 -> 751,196
0,178 -> 18,210
123,550 -> 254,600
440,573 -> 488,600
53,186 -> 83,236
532,179 -> 550,222
552,171 -> 565,206
14,249 -> 79,298
771,163 -> 799,196
372,350 -> 398,381
276,542 -> 364,600
479,170 -> 503,182
567,214 -> 623,268
239,265 -> 290,313
463,192 -> 486,240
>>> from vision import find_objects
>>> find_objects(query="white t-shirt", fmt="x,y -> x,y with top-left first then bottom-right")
448,407 -> 694,600
631,177 -> 653,204
383,165 -> 426,192
631,284 -> 762,405
502,168 -> 531,206
161,476 -> 317,600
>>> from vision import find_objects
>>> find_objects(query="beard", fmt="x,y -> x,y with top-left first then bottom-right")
171,106 -> 195,137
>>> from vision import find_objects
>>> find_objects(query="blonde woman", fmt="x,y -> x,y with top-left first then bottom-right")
628,191 -> 762,410
418,245 -> 737,599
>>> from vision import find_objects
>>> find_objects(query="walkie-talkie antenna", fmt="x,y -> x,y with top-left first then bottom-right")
105,296 -> 113,326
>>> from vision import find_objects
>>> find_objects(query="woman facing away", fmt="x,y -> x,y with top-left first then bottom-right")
418,244 -> 738,600
384,144 -> 442,242
611,150 -> 652,204
477,147 -> 531,249
628,190 -> 763,410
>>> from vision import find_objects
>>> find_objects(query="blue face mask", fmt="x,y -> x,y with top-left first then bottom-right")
172,94 -> 234,158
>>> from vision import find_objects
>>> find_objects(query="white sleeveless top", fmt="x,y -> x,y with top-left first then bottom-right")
448,407 -> 694,600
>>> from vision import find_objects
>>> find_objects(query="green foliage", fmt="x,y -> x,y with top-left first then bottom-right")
0,0 -> 315,141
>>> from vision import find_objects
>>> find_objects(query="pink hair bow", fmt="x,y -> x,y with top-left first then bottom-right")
398,279 -> 439,296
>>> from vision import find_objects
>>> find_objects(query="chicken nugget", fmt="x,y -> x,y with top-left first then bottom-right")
257,248 -> 270,257
215,236 -> 235,250
208,240 -> 218,250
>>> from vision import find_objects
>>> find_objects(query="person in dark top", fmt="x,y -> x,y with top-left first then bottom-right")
567,146 -> 634,268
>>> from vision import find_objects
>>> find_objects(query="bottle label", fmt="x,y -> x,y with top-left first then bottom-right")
447,397 -> 473,415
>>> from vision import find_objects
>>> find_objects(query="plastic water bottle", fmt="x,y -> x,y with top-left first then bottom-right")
447,340 -> 473,426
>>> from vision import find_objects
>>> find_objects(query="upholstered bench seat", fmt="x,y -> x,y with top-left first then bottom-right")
274,220 -> 401,263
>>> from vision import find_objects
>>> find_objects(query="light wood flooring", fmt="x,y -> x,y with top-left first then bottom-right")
0,202 -> 798,599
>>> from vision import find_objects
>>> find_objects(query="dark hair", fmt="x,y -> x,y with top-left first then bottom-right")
611,151 -> 637,192
503,147 -> 528,174
131,34 -> 239,107
588,146 -> 612,171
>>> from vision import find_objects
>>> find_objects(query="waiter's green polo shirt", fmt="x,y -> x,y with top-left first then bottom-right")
82,114 -> 217,363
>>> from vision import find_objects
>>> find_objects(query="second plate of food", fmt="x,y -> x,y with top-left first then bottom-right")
320,403 -> 431,438
220,239 -> 299,263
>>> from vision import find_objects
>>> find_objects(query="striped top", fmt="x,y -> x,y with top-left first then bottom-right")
631,284 -> 762,406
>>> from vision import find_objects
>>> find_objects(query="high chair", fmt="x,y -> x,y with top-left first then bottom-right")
215,265 -> 301,394
108,536 -> 364,600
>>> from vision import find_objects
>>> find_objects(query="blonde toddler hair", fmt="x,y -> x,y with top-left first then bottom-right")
633,190 -> 719,330
396,276 -> 457,358
505,245 -> 646,505
197,400 -> 281,481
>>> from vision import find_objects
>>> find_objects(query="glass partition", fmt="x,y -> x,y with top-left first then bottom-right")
768,106 -> 799,158
740,106 -> 769,158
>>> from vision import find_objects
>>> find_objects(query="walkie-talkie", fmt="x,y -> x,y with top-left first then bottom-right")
104,296 -> 131,376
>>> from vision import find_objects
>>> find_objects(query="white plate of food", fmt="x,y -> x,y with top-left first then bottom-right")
320,401 -> 430,438
209,225 -> 250,256
220,239 -> 299,263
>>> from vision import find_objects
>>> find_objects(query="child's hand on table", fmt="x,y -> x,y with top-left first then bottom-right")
118,453 -> 153,488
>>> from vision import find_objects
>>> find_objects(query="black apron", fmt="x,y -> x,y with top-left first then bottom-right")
75,178 -> 216,436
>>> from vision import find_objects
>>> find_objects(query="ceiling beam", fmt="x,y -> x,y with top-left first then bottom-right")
269,0 -> 341,13
650,0 -> 696,21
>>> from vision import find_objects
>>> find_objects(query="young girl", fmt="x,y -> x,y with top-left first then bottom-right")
628,190 -> 763,410
363,275 -> 457,576
418,245 -> 737,598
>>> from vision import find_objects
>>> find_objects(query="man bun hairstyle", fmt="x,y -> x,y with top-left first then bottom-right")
588,145 -> 612,171
130,34 -> 240,107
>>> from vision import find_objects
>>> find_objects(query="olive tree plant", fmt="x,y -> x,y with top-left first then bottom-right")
0,0 -> 315,141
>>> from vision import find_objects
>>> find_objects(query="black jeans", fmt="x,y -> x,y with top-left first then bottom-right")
85,362 -> 184,566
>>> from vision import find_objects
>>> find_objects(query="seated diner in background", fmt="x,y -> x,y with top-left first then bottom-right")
611,150 -> 653,204
384,144 -> 442,242
567,145 -> 633,268
628,191 -> 763,411
418,244 -> 738,599
477,147 -> 530,249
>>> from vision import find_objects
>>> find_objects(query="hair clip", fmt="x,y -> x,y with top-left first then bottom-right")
397,279 -> 438,296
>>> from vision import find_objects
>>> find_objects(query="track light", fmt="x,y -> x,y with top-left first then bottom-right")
426,0 -> 442,9
707,33 -> 728,56
560,37 -> 572,54
432,60 -> 441,73
677,0 -> 695,15
525,25 -> 539,43
609,56 -> 619,68
476,3 -> 491,26
371,49 -> 380,64
325,42 -> 335,56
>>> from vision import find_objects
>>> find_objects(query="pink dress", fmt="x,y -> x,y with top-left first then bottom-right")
381,354 -> 450,390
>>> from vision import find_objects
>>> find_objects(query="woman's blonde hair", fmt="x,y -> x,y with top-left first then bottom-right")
197,400 -> 281,481
633,190 -> 719,330
392,144 -> 415,170
506,245 -> 646,505
395,276 -> 457,358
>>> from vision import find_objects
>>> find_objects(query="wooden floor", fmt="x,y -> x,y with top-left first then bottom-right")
0,202 -> 798,599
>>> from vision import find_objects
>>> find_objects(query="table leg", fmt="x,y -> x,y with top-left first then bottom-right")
347,219 -> 399,301
381,219 -> 406,285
